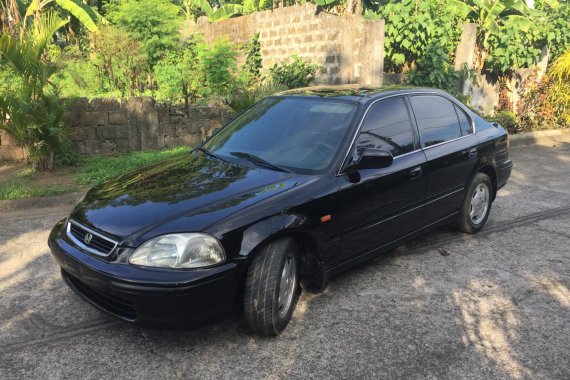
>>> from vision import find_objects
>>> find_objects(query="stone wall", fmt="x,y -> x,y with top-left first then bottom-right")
63,98 -> 234,156
0,98 -> 233,161
181,4 -> 385,85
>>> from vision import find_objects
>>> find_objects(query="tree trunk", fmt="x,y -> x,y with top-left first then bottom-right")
347,0 -> 362,15
48,150 -> 54,171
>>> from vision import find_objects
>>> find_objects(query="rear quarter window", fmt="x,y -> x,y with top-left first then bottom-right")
455,105 -> 473,135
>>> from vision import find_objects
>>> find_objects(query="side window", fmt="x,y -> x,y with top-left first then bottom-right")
355,97 -> 415,157
409,95 -> 462,147
455,105 -> 473,135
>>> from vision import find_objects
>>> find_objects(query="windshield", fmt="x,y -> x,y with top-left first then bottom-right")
204,97 -> 358,174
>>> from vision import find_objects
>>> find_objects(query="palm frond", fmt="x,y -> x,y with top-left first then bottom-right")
550,50 -> 570,81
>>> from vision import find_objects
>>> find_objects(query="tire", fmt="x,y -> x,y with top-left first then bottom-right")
453,172 -> 493,234
244,237 -> 301,336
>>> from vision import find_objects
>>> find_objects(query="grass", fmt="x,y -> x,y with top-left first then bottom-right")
0,181 -> 70,200
0,146 -> 191,200
74,146 -> 190,185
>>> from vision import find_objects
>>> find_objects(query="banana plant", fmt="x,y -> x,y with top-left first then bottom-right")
24,0 -> 99,32
192,0 -> 244,22
449,0 -> 558,48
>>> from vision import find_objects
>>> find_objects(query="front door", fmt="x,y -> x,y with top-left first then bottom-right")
333,96 -> 428,264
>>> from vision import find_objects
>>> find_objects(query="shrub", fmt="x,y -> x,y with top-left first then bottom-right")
197,39 -> 238,97
516,76 -> 563,132
154,42 -> 200,105
547,2 -> 570,62
105,0 -> 182,67
375,0 -> 464,73
407,42 -> 458,93
242,33 -> 263,86
154,38 -> 239,105
222,81 -> 287,113
491,110 -> 516,133
90,26 -> 150,97
269,56 -> 322,89
0,12 -> 71,171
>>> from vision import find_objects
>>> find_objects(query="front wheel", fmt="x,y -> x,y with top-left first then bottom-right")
453,172 -> 493,234
244,237 -> 301,336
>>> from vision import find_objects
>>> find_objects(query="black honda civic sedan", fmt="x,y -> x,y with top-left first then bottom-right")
49,86 -> 513,336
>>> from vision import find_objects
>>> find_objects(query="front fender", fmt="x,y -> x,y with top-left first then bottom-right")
236,213 -> 327,291
237,213 -> 313,256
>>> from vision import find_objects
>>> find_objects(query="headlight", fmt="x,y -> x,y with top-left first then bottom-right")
129,233 -> 225,269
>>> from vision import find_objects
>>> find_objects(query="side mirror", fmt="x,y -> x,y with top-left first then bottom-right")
355,148 -> 393,170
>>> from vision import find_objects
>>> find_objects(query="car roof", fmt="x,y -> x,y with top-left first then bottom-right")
275,85 -> 450,103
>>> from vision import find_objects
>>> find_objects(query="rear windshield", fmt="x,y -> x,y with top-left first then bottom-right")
204,97 -> 358,174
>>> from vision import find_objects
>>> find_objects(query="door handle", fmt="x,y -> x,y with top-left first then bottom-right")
409,166 -> 422,179
468,148 -> 478,158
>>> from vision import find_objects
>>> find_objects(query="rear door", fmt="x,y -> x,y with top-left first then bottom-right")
408,95 -> 479,223
334,96 -> 427,262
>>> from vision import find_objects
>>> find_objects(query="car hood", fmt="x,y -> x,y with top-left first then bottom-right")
70,151 -> 305,243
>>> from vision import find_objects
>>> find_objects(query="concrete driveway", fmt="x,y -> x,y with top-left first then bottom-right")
1,143 -> 569,380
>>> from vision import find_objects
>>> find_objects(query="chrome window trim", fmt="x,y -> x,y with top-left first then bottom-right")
67,219 -> 118,257
336,91 -> 476,176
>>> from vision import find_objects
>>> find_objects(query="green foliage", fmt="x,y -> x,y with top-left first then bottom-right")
448,0 -> 533,49
0,11 -> 71,171
243,33 -> 262,86
189,0 -> 244,21
546,2 -> 570,62
222,81 -> 287,113
0,181 -> 69,200
516,68 -> 569,132
490,110 -> 516,132
154,37 -> 239,104
90,26 -> 150,97
154,40 -> 201,104
24,0 -> 99,32
378,0 -> 464,73
243,0 -> 273,14
269,56 -> 321,89
75,147 -> 190,185
548,49 -> 570,122
197,38 -> 238,96
154,51 -> 191,104
484,9 -> 547,74
54,45 -> 116,98
407,42 -> 458,93
106,0 -> 182,67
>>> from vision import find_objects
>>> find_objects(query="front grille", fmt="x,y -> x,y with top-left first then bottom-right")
62,270 -> 136,321
67,220 -> 118,257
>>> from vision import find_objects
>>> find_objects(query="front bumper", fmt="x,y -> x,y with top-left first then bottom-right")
48,220 -> 243,329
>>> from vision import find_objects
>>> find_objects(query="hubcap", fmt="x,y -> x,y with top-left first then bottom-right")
277,254 -> 297,319
469,183 -> 489,225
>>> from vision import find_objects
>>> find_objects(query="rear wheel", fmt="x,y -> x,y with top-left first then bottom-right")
453,172 -> 493,234
244,237 -> 301,336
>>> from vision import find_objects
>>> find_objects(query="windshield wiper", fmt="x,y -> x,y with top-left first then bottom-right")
195,147 -> 229,163
230,151 -> 291,173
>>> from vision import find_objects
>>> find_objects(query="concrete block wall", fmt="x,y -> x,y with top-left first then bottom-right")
182,4 -> 385,85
